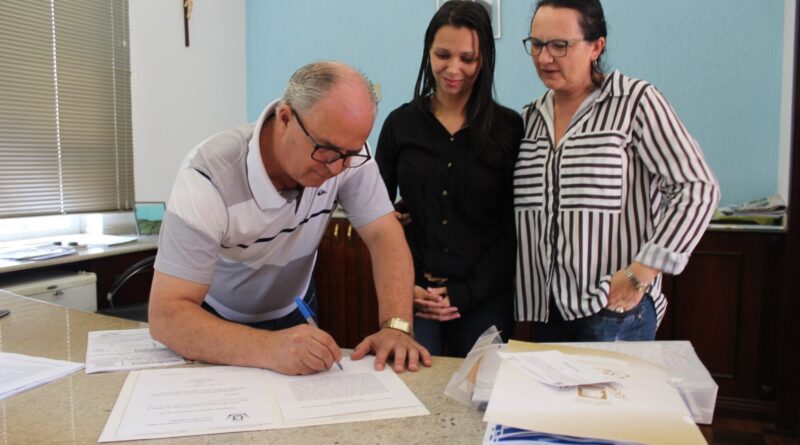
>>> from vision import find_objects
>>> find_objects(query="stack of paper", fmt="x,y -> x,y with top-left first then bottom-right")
483,423 -> 641,444
715,194 -> 786,225
0,244 -> 76,261
0,352 -> 84,400
57,234 -> 137,247
483,341 -> 707,445
718,194 -> 785,218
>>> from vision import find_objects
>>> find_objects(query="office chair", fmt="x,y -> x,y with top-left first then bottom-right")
97,255 -> 155,322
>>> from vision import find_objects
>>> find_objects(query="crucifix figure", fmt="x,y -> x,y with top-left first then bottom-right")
183,0 -> 193,47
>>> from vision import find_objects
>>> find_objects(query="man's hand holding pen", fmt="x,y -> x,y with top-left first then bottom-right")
294,296 -> 343,371
262,324 -> 343,375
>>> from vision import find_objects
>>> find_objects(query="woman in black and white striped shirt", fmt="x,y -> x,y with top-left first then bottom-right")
514,0 -> 719,342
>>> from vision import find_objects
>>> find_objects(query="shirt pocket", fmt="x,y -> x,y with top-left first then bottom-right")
559,131 -> 626,212
514,136 -> 549,209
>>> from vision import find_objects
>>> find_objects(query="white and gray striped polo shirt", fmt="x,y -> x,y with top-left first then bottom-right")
155,100 -> 393,323
514,70 -> 720,325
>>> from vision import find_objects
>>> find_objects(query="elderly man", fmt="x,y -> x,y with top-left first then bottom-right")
149,61 -> 430,375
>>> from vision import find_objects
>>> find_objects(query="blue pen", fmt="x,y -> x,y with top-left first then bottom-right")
294,296 -> 343,370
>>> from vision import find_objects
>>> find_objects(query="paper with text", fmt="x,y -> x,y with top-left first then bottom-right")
498,350 -> 618,387
271,357 -> 423,422
99,357 -> 429,442
0,352 -> 83,400
86,329 -> 189,374
101,366 -> 272,442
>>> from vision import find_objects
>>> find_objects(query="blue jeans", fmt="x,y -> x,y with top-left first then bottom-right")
532,295 -> 657,342
201,284 -> 317,331
415,297 -> 513,357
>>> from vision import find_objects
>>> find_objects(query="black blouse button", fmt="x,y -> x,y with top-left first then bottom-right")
442,190 -> 448,196
442,219 -> 448,225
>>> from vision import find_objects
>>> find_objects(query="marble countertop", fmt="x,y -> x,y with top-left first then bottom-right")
0,291 -> 486,444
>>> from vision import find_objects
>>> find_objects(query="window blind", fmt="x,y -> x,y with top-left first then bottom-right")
0,0 -> 133,218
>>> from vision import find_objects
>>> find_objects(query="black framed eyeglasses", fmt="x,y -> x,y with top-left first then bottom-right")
291,107 -> 370,168
522,37 -> 585,58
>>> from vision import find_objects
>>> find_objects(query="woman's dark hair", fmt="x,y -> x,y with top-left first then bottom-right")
532,0 -> 608,87
413,0 -> 514,166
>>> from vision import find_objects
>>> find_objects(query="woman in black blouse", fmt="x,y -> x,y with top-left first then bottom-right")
375,0 -> 523,357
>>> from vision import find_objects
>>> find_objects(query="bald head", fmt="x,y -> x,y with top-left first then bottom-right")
280,61 -> 377,115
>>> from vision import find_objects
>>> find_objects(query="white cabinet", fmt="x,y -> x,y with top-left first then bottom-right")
0,271 -> 97,312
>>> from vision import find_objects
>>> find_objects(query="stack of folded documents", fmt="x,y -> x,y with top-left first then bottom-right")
482,341 -> 707,445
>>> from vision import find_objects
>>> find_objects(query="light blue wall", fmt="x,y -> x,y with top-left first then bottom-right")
246,0 -> 788,206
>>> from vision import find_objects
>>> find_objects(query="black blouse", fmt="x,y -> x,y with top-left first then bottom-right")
376,101 -> 523,312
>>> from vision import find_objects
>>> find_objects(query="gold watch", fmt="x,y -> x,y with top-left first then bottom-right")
381,317 -> 414,338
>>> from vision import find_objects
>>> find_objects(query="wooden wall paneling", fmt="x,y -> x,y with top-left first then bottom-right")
672,247 -> 741,385
656,274 -> 676,339
691,232 -> 780,404
318,220 -> 350,346
355,231 -> 378,342
342,222 -> 361,348
314,220 -> 335,336
329,220 -> 351,346
775,0 -> 800,434
757,234 -> 785,400
656,229 -> 784,415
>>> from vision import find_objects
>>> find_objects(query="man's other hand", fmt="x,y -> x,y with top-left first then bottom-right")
350,328 -> 432,372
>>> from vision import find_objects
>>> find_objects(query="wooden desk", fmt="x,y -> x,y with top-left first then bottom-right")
0,237 -> 158,311
0,291 -> 485,444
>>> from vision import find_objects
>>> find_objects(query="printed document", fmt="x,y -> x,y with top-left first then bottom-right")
271,356 -> 422,422
497,350 -> 618,387
102,366 -> 272,441
99,357 -> 428,442
86,329 -> 189,374
0,352 -> 84,400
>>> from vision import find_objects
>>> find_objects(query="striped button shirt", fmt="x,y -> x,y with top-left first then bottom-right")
514,70 -> 720,325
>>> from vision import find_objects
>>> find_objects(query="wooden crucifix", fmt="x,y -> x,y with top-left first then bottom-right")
183,0 -> 193,47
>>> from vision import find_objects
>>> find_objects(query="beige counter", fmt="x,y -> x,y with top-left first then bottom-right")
0,291 -> 486,444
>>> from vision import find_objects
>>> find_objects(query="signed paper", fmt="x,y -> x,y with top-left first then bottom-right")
271,357 -> 422,422
86,329 -> 189,374
99,356 -> 429,442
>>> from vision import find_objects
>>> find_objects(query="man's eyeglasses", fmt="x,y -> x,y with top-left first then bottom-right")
291,107 -> 370,168
522,37 -> 585,58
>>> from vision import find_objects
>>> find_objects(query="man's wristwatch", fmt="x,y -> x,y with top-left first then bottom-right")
624,267 -> 649,292
381,317 -> 414,338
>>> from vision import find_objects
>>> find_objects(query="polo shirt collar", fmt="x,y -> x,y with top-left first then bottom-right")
247,99 -> 291,210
